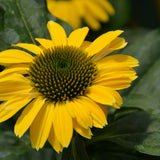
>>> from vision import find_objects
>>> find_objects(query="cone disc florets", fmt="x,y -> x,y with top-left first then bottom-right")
29,46 -> 97,102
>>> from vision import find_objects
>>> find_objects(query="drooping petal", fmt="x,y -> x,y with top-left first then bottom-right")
35,38 -> 54,49
0,64 -> 29,78
0,94 -> 33,123
86,85 -> 116,105
53,102 -> 73,147
0,49 -> 33,65
47,21 -> 67,46
87,84 -> 122,109
30,102 -> 54,150
12,43 -> 43,55
108,37 -> 128,50
14,97 -> 46,138
68,98 -> 92,129
97,54 -> 139,69
48,125 -> 63,153
111,90 -> 123,109
65,100 -> 76,118
85,30 -> 123,57
95,77 -> 133,90
81,97 -> 108,128
96,68 -> 137,84
98,103 -> 108,117
68,27 -> 89,48
94,38 -> 127,61
73,119 -> 92,139
95,55 -> 139,90
0,74 -> 32,99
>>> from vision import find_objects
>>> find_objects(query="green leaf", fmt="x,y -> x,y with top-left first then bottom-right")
0,0 -> 50,49
88,141 -> 158,160
0,131 -> 31,160
120,53 -> 160,156
0,0 -> 74,52
88,111 -> 160,156
89,111 -> 151,144
114,29 -> 160,156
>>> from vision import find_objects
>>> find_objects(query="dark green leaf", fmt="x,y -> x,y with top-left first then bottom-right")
13,148 -> 57,160
71,136 -> 89,160
0,0 -> 50,50
120,37 -> 160,155
88,111 -> 160,156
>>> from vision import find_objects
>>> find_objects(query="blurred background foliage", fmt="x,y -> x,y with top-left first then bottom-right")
0,0 -> 160,159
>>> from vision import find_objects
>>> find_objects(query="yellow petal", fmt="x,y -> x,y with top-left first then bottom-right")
85,30 -> 123,57
81,97 -> 108,128
96,68 -> 137,82
95,77 -> 132,90
73,119 -> 92,139
87,85 -> 116,105
94,38 -> 127,61
13,43 -> 43,55
48,125 -> 63,153
98,0 -> 115,15
69,97 -> 92,129
0,88 -> 32,101
0,64 -> 29,78
97,54 -> 139,69
65,100 -> 76,118
14,97 -> 46,138
47,21 -> 67,46
4,94 -> 35,110
0,74 -> 32,96
80,41 -> 91,50
87,84 -> 122,109
47,1 -> 81,28
30,102 -> 54,150
53,102 -> 73,147
83,11 -> 101,31
98,103 -> 108,117
68,27 -> 89,48
111,90 -> 123,109
35,38 -> 54,49
108,37 -> 127,50
0,49 -> 33,66
0,94 -> 33,123
85,0 -> 109,22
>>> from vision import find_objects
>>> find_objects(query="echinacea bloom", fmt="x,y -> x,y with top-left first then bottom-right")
0,21 -> 138,153
47,0 -> 115,30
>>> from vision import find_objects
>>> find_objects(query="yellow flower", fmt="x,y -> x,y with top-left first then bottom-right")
47,0 -> 115,30
0,21 -> 138,153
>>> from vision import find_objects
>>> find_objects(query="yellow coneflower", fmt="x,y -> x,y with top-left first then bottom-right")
0,21 -> 138,152
47,0 -> 115,30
